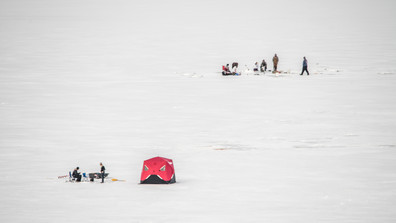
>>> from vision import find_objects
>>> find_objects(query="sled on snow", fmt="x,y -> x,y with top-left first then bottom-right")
89,172 -> 109,179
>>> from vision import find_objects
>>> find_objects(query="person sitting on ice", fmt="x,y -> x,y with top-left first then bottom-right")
222,64 -> 232,75
72,167 -> 82,182
253,62 -> 259,72
231,62 -> 240,75
232,62 -> 238,70
231,65 -> 240,75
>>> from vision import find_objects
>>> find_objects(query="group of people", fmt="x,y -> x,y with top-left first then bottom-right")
72,162 -> 106,183
222,54 -> 309,76
222,62 -> 241,76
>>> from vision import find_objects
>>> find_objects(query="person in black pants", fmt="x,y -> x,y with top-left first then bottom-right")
72,167 -> 82,182
100,162 -> 105,183
260,59 -> 267,72
300,57 -> 310,75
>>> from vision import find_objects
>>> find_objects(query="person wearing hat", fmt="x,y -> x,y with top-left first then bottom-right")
72,167 -> 82,182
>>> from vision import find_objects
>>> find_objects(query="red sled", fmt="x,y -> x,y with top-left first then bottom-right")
140,157 -> 176,184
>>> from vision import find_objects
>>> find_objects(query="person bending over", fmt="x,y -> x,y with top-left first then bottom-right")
72,167 -> 82,182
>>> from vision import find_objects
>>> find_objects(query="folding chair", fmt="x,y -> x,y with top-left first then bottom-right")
82,173 -> 89,182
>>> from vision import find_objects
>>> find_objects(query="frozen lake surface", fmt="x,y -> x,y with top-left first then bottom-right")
1,0 -> 396,222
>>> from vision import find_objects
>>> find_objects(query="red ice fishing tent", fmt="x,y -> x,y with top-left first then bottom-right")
140,157 -> 176,184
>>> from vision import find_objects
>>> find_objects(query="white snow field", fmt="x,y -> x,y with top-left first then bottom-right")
1,0 -> 396,222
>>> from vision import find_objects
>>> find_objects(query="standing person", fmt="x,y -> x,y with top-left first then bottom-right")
100,162 -> 105,183
272,54 -> 279,73
72,167 -> 82,182
300,57 -> 309,75
260,59 -> 267,72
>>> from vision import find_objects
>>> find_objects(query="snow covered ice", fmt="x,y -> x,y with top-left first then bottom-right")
1,0 -> 396,222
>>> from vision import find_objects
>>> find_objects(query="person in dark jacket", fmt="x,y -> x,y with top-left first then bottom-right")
272,54 -> 279,72
72,167 -> 82,182
100,162 -> 105,183
260,59 -> 267,72
300,57 -> 309,75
